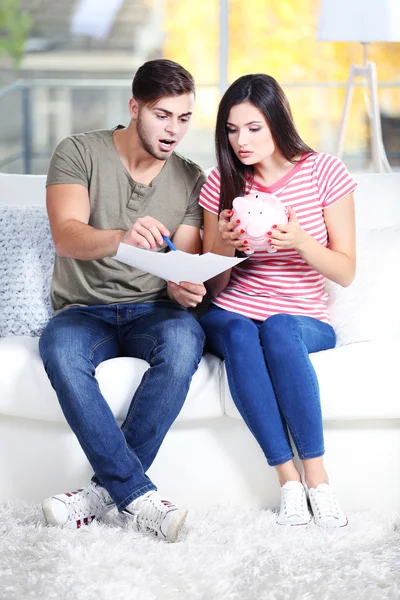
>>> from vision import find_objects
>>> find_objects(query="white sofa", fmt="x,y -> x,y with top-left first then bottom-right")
1,171 -> 399,512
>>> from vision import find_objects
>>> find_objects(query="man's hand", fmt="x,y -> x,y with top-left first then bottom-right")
122,216 -> 170,250
167,281 -> 206,308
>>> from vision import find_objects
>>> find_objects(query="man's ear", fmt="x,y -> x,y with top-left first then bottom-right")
129,98 -> 140,121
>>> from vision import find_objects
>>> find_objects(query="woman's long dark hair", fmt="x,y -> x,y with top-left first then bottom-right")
215,74 -> 315,212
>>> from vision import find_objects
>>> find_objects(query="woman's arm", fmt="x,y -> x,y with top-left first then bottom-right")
203,208 -> 247,298
270,193 -> 356,287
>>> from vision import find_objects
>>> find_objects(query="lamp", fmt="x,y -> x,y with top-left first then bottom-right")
317,0 -> 400,172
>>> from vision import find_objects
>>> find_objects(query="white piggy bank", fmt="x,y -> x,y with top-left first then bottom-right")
231,192 -> 288,255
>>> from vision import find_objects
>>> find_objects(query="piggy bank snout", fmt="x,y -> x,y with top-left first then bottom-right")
246,221 -> 271,237
232,212 -> 268,237
245,211 -> 274,237
232,193 -> 287,250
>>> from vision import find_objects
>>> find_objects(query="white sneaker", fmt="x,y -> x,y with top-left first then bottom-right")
42,482 -> 115,529
308,483 -> 348,528
277,481 -> 312,526
124,490 -> 187,542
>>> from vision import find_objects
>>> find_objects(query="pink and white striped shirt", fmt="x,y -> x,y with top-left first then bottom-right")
199,153 -> 357,324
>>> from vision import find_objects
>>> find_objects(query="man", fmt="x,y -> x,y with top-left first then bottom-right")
39,59 -> 207,543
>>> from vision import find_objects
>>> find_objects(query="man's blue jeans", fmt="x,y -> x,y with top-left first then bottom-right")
199,306 -> 336,466
39,302 -> 205,511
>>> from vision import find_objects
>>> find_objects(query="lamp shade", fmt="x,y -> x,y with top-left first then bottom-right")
318,0 -> 400,42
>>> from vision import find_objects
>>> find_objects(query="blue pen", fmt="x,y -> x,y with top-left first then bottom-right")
162,235 -> 177,251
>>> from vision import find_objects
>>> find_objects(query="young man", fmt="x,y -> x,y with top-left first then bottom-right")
39,59 -> 207,543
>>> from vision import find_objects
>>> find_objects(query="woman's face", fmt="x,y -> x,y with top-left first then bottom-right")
226,101 -> 276,165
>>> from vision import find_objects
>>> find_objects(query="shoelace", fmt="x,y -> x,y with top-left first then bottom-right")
282,488 -> 307,518
313,489 -> 340,519
65,487 -> 110,519
132,494 -> 175,535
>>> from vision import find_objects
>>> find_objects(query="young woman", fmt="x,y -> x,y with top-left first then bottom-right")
199,74 -> 357,527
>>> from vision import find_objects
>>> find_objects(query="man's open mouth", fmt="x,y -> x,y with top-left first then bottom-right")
159,139 -> 176,150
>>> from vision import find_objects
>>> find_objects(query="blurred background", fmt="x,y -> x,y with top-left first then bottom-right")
0,0 -> 399,174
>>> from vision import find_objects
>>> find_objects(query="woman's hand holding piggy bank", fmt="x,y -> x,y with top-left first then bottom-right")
231,192 -> 288,255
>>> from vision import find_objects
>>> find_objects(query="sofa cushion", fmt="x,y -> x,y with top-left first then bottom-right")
0,173 -> 46,206
326,226 -> 400,346
0,336 -> 223,423
223,339 -> 400,420
0,205 -> 54,337
351,173 -> 400,230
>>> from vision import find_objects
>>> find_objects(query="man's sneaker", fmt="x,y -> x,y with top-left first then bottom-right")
308,483 -> 348,528
42,482 -> 115,529
124,490 -> 187,542
277,481 -> 312,526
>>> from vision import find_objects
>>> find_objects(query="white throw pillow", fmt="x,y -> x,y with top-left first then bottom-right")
0,205 -> 54,337
326,226 -> 400,346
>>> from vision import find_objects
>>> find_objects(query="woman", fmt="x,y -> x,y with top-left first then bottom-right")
199,74 -> 356,527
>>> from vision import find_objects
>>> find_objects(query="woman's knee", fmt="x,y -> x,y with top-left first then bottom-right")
261,314 -> 335,354
260,314 -> 301,357
261,314 -> 299,340
200,310 -> 258,346
263,313 -> 298,332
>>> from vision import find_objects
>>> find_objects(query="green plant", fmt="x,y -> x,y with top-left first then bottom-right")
0,0 -> 31,67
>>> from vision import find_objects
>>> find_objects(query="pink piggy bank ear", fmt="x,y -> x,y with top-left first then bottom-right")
260,195 -> 275,206
232,197 -> 247,212
260,194 -> 288,223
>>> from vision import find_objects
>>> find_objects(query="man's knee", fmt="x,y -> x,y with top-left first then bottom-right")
161,314 -> 205,371
40,320 -> 65,364
170,314 -> 205,352
39,317 -> 89,375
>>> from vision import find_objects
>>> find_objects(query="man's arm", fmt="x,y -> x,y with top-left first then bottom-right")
47,184 -> 124,260
47,183 -> 170,260
171,223 -> 202,254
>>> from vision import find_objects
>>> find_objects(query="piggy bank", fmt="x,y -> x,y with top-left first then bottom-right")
231,192 -> 288,255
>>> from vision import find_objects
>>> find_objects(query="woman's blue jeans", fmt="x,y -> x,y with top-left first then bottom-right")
199,306 -> 336,466
39,302 -> 205,511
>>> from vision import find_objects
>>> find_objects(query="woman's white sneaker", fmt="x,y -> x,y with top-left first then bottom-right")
42,482 -> 115,529
277,481 -> 312,526
308,483 -> 348,528
124,490 -> 187,542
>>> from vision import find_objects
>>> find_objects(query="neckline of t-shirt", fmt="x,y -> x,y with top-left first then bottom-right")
108,126 -> 170,188
250,153 -> 313,194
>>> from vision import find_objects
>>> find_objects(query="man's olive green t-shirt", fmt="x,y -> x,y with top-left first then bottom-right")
46,128 -> 206,313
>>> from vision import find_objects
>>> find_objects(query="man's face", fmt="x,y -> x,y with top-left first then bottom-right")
131,93 -> 194,160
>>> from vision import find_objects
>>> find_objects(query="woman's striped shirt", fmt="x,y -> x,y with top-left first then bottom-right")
199,153 -> 357,323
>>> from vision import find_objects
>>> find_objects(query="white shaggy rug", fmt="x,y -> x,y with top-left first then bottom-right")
0,502 -> 399,600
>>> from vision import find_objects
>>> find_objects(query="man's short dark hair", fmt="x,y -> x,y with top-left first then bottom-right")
131,59 -> 195,104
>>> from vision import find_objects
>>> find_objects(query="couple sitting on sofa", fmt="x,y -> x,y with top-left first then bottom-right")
40,58 -> 357,542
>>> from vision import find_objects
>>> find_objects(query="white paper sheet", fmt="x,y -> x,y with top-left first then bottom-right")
113,243 -> 247,284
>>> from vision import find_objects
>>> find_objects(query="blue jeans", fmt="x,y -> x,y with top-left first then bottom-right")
39,302 -> 205,511
199,306 -> 336,466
